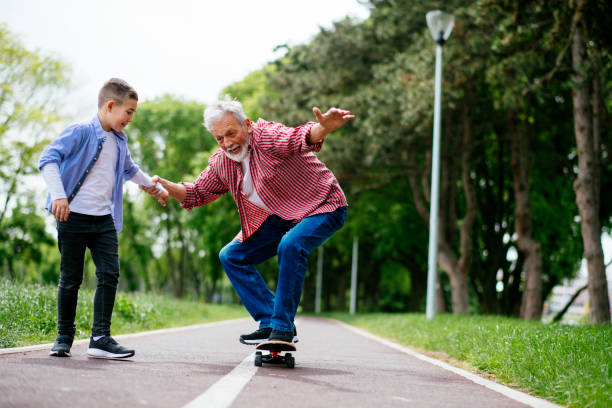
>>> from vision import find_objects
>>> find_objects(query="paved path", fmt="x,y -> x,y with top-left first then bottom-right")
0,317 -> 560,408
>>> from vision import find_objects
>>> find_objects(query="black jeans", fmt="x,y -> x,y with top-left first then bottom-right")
56,212 -> 119,337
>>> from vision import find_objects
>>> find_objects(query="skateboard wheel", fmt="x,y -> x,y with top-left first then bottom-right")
254,352 -> 262,367
285,353 -> 295,369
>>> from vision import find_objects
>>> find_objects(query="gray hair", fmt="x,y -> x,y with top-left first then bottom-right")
203,95 -> 247,132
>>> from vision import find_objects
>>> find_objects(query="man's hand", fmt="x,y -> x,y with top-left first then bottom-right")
52,198 -> 70,222
313,107 -> 355,132
157,190 -> 169,206
309,107 -> 355,145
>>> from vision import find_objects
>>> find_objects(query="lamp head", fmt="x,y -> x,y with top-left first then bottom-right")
426,10 -> 454,45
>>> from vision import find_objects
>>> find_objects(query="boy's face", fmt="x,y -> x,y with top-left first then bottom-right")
105,98 -> 137,132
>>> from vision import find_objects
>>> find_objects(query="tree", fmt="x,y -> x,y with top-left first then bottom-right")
1,192 -> 55,282
0,23 -> 70,279
479,1 -> 553,320
569,0 -> 611,324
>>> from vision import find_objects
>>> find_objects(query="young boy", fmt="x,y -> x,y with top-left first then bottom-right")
39,78 -> 167,359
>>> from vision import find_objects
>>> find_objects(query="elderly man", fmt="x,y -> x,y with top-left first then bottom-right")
145,97 -> 353,345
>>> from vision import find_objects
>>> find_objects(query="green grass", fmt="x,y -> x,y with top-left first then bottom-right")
328,313 -> 611,408
0,280 -> 248,348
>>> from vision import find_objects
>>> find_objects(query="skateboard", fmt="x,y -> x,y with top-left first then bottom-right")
255,340 -> 296,368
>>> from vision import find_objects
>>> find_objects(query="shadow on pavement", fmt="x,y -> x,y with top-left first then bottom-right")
255,365 -> 358,393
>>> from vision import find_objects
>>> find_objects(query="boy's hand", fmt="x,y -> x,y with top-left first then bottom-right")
140,184 -> 168,207
52,198 -> 70,222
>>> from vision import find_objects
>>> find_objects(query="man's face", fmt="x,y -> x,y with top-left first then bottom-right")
211,113 -> 251,162
108,98 -> 137,132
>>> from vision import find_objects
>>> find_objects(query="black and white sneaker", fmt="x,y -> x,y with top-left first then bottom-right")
49,335 -> 73,357
268,329 -> 294,343
87,336 -> 135,359
239,328 -> 272,345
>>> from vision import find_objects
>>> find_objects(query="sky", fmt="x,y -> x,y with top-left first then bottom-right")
1,0 -> 371,121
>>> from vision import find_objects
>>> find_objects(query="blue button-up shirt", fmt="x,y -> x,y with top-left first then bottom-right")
38,115 -> 139,233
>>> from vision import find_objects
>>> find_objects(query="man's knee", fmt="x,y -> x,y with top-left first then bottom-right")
277,235 -> 308,259
219,242 -> 239,267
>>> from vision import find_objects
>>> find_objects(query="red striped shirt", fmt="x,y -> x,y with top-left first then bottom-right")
180,119 -> 347,241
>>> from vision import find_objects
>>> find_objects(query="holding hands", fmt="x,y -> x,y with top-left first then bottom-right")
140,176 -> 186,205
140,182 -> 169,207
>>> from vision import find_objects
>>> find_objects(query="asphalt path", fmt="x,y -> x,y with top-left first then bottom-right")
0,317 -> 561,408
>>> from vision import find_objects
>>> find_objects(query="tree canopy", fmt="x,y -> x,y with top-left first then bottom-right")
1,2 -> 610,322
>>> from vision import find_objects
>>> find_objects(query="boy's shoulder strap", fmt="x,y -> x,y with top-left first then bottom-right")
66,136 -> 105,203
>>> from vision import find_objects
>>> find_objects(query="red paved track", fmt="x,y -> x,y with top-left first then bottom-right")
0,317 -> 553,408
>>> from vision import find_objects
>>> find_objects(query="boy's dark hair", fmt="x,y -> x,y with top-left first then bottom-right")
98,78 -> 138,108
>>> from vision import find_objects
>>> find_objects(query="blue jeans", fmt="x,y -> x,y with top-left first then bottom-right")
219,206 -> 347,332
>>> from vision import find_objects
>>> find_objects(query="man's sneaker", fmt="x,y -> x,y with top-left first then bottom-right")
49,335 -> 73,357
87,336 -> 135,359
239,327 -> 272,345
268,329 -> 294,343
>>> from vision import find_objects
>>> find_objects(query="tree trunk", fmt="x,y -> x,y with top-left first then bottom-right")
435,272 -> 447,313
176,222 -> 187,298
591,60 -> 601,218
411,165 -> 471,313
448,266 -> 469,314
456,97 -> 477,313
165,216 -> 179,297
509,112 -> 543,320
412,94 -> 475,315
570,14 -> 610,324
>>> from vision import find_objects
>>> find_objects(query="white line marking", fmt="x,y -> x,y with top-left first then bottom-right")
335,320 -> 564,408
182,318 -> 301,407
182,353 -> 257,408
0,318 -> 249,355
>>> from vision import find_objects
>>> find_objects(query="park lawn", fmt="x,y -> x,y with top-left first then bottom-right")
0,280 -> 248,348
329,312 -> 611,408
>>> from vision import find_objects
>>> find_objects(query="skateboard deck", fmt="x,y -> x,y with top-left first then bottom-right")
255,340 -> 296,368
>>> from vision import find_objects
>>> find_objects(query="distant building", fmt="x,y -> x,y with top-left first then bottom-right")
543,273 -> 612,324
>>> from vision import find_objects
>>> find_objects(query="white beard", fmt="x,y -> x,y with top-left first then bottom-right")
223,144 -> 249,162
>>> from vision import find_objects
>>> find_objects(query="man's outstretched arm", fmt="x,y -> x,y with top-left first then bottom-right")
308,107 -> 355,145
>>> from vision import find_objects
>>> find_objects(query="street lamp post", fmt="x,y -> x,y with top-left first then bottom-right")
425,10 -> 454,320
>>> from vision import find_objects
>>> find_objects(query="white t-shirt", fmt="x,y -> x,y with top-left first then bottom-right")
70,131 -> 117,215
241,155 -> 272,213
